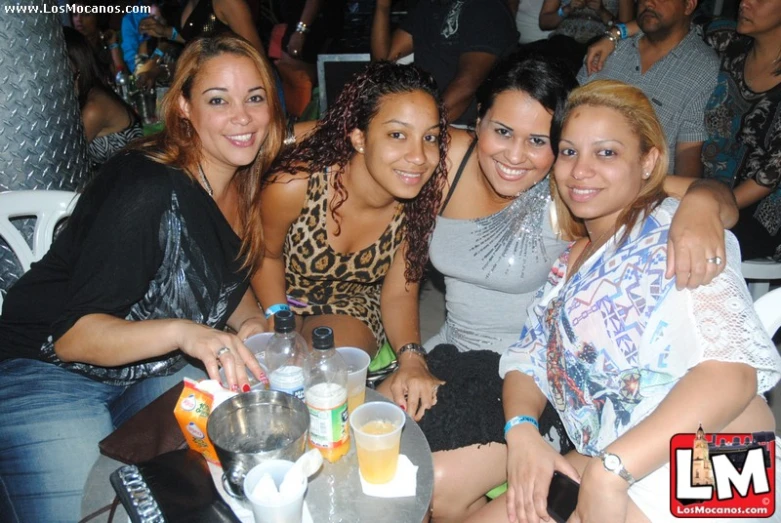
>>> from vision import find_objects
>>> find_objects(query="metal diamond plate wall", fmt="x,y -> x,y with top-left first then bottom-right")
0,0 -> 89,295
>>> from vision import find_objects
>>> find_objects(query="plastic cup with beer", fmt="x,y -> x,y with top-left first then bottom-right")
349,401 -> 406,484
335,347 -> 371,413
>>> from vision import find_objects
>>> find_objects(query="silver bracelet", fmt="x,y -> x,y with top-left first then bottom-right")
397,343 -> 427,361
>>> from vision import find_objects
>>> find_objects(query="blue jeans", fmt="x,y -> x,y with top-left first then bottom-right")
0,358 -> 205,523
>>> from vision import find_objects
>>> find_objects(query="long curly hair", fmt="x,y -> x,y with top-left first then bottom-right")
130,34 -> 285,274
268,61 -> 449,283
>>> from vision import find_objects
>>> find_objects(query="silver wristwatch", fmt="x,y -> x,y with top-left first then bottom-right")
598,451 -> 635,485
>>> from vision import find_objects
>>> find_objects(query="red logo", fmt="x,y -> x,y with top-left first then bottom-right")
670,427 -> 776,518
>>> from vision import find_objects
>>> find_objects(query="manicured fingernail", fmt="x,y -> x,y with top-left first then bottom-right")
242,384 -> 251,393
399,404 -> 406,411
231,384 -> 239,392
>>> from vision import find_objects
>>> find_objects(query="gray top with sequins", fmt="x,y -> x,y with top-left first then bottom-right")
425,179 -> 567,354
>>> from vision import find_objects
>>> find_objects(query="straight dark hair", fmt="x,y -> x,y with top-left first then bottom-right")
476,52 -> 579,155
63,26 -> 127,111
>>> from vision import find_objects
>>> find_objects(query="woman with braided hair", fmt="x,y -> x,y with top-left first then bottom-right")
251,61 -> 448,363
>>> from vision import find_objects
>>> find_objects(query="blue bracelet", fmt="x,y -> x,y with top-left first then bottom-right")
264,303 -> 291,318
504,415 -> 540,439
616,22 -> 627,39
171,26 -> 179,40
108,43 -> 119,50
557,5 -> 566,17
153,48 -> 165,58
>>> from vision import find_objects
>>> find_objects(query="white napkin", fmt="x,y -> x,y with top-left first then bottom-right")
207,462 -> 313,523
359,455 -> 418,498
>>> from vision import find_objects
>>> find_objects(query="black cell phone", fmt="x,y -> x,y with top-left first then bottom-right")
546,471 -> 580,523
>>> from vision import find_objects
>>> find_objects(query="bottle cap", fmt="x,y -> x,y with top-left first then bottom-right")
311,327 -> 334,350
274,310 -> 295,333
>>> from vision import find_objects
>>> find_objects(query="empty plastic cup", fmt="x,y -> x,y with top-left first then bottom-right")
219,332 -> 272,390
350,402 -> 406,484
336,347 -> 371,413
243,459 -> 307,523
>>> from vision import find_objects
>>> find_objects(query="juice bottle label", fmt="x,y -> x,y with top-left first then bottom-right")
305,383 -> 349,455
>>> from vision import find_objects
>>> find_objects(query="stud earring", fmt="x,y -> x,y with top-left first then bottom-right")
358,147 -> 364,153
643,172 -> 650,179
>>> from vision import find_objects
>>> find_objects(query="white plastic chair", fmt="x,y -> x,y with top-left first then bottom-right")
741,258 -> 781,301
754,287 -> 781,338
0,190 -> 79,309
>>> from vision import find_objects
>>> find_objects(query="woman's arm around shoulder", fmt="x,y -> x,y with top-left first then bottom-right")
663,177 -> 738,289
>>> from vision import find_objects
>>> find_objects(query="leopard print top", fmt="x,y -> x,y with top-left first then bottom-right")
283,169 -> 405,347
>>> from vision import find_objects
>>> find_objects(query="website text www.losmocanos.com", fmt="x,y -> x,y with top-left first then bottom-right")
4,4 -> 152,15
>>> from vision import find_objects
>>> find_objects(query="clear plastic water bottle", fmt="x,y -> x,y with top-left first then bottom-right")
115,66 -> 130,103
265,310 -> 308,401
304,327 -> 350,462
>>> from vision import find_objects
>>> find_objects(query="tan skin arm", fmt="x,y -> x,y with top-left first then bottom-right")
442,52 -> 500,123
571,361 -> 763,522
215,0 -> 267,55
378,244 -> 444,421
734,178 -> 772,209
54,289 -> 267,391
371,0 -> 414,61
286,0 -> 323,57
502,371 -> 582,523
662,176 -> 738,289
674,141 -> 704,178
250,173 -> 309,317
539,0 -> 585,31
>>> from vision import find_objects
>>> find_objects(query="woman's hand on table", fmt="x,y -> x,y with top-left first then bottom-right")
382,357 -> 445,421
567,459 -> 629,523
667,189 -> 726,290
505,424 -> 580,523
174,320 -> 265,392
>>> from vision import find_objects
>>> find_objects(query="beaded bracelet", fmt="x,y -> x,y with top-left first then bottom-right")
504,415 -> 539,439
264,303 -> 291,318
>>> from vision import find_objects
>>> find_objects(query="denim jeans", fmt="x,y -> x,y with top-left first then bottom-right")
0,358 -> 205,523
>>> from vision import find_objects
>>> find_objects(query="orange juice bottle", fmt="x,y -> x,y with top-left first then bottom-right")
304,327 -> 350,462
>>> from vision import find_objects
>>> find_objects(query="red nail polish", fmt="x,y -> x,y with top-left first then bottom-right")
242,384 -> 251,393
400,404 -> 406,412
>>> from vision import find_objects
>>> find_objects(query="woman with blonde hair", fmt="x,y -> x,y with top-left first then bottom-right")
469,79 -> 781,523
0,34 -> 283,522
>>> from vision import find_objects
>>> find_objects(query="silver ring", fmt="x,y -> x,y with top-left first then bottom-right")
216,346 -> 231,359
707,256 -> 723,266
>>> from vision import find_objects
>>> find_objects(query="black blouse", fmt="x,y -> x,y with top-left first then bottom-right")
0,152 -> 249,385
